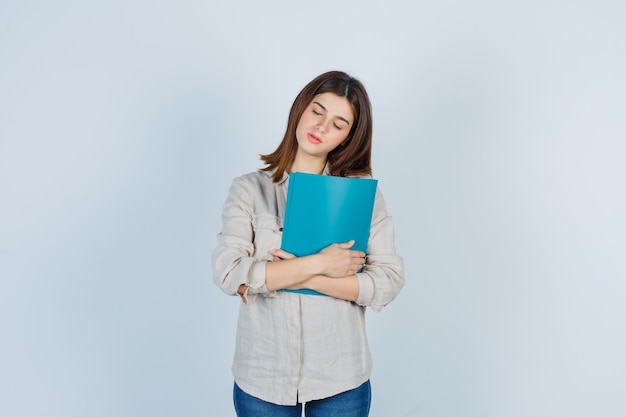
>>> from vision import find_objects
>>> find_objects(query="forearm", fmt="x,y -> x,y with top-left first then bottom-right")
302,274 -> 359,302
264,254 -> 323,292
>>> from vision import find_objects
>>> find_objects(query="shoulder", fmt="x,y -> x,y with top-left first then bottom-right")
231,169 -> 275,189
227,170 -> 282,204
221,171 -> 273,215
342,170 -> 373,180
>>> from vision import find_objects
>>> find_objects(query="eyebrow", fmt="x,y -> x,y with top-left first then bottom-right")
312,101 -> 351,125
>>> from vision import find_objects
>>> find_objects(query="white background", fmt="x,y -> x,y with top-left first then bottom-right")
1,1 -> 625,416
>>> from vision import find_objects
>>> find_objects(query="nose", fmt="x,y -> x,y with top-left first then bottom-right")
316,121 -> 326,133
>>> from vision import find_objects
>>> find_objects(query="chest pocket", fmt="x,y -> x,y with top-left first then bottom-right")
251,213 -> 283,260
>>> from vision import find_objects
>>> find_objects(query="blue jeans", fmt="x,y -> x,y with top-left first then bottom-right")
233,381 -> 371,417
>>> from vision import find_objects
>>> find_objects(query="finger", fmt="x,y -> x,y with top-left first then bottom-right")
335,240 -> 355,249
352,261 -> 366,270
353,257 -> 366,265
268,249 -> 296,260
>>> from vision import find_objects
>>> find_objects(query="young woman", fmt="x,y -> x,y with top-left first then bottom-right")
212,70 -> 404,417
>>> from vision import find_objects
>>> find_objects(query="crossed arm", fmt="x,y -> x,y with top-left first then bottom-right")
236,240 -> 365,301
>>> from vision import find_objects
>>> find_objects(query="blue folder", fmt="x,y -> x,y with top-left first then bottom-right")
279,172 -> 378,296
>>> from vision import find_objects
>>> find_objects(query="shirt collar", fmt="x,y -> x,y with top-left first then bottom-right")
261,162 -> 330,184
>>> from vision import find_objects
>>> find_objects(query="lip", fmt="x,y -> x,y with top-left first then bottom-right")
307,133 -> 322,144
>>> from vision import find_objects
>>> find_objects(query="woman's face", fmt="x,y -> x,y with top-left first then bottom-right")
294,92 -> 354,161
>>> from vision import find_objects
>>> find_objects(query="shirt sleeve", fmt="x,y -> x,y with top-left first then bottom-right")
355,187 -> 405,312
211,176 -> 276,303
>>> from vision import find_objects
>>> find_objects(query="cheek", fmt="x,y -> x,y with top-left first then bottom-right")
329,131 -> 349,147
297,111 -> 314,128
338,128 -> 351,142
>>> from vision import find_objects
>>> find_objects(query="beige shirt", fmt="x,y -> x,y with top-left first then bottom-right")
212,168 -> 404,405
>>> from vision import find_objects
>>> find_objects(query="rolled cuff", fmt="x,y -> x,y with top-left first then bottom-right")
241,261 -> 282,304
247,261 -> 270,293
356,273 -> 376,309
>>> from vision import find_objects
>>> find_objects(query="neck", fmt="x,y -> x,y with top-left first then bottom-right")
290,155 -> 326,175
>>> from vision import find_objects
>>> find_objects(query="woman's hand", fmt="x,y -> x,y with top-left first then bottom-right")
317,240 -> 365,278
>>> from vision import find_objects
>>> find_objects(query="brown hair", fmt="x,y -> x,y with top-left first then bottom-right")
260,70 -> 373,181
